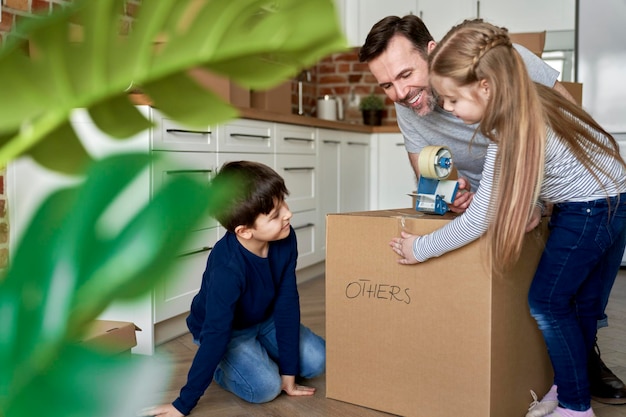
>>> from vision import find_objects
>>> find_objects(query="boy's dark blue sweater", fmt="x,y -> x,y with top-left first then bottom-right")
172,228 -> 300,415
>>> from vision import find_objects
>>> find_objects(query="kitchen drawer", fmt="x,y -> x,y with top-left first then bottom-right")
276,124 -> 316,154
151,151 -> 218,231
291,209 -> 319,269
218,119 -> 274,153
154,227 -> 219,322
276,154 -> 316,213
216,152 -> 275,171
151,109 -> 216,152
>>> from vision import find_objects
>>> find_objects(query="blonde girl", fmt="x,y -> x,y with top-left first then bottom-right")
389,19 -> 626,417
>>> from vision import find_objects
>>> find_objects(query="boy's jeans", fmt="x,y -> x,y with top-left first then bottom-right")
207,318 -> 326,403
528,194 -> 626,411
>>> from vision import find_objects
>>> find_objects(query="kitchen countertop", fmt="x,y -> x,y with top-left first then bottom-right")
238,107 -> 401,134
129,93 -> 401,134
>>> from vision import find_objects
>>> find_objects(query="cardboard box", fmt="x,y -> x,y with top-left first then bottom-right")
325,209 -> 552,417
251,81 -> 292,115
509,31 -> 546,57
187,67 -> 251,108
79,320 -> 140,355
561,81 -> 583,105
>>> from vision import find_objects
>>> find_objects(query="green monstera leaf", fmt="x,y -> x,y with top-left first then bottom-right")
0,153 -> 238,416
0,1 -> 345,416
0,0 -> 346,173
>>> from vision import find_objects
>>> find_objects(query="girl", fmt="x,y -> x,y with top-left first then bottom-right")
389,19 -> 626,417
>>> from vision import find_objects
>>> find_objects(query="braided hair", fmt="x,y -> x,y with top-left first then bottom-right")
428,19 -> 625,274
428,19 -> 546,273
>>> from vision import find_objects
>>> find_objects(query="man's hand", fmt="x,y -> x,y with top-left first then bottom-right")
450,177 -> 473,213
389,231 -> 420,265
281,375 -> 316,397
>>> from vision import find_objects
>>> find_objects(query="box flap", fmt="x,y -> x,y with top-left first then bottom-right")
509,31 -> 546,57
79,320 -> 140,354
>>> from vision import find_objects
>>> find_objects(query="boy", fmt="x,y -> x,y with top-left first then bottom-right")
146,161 -> 326,416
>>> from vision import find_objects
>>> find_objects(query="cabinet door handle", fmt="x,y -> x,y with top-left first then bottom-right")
178,246 -> 213,258
283,167 -> 315,171
322,140 -> 340,144
165,169 -> 214,174
347,141 -> 368,146
284,137 -> 314,143
293,223 -> 314,231
166,128 -> 211,135
230,133 -> 271,140
396,143 -> 404,147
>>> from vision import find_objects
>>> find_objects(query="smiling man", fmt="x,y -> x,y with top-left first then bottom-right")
359,14 -> 626,410
359,15 -> 573,213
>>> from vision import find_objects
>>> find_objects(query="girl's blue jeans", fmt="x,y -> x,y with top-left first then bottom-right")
528,194 -> 626,411
202,318 -> 326,404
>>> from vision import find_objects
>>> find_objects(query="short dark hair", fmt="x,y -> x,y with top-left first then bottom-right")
210,161 -> 289,232
358,15 -> 434,63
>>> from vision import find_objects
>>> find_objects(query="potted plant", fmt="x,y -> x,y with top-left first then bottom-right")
359,93 -> 385,126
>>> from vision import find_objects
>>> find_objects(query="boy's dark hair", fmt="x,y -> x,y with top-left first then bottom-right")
210,161 -> 289,232
358,15 -> 434,63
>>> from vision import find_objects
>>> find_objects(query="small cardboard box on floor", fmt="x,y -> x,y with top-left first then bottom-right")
79,320 -> 140,355
325,208 -> 553,417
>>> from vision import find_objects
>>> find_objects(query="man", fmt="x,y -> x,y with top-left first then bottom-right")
359,14 -> 626,407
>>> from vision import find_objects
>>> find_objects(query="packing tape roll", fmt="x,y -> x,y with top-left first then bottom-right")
418,145 -> 453,179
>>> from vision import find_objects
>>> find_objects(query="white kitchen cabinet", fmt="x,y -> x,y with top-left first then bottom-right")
318,128 -> 370,254
336,0 -> 575,47
151,110 -> 217,152
275,124 -> 316,154
370,133 -> 416,210
291,209 -> 320,269
338,0 -> 419,46
418,0 -> 477,41
8,107 -> 156,354
340,131 -> 370,213
218,118 -> 274,153
275,154 -> 317,214
151,151 -> 219,323
7,105 -> 371,354
274,124 -> 322,268
317,130 -> 341,256
478,0 -> 575,33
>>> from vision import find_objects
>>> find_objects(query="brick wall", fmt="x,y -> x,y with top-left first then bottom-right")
314,48 -> 395,126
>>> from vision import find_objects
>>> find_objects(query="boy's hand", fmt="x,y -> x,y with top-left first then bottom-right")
138,404 -> 184,417
450,177 -> 473,213
281,375 -> 316,396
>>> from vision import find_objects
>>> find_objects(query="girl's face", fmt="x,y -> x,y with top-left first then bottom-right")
430,75 -> 490,125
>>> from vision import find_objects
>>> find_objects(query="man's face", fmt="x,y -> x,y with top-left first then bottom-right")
367,34 -> 437,116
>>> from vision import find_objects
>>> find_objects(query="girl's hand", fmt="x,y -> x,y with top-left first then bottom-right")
389,231 -> 420,265
525,205 -> 542,232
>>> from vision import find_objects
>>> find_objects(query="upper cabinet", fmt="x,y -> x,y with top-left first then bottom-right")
335,0 -> 575,47
336,0 -> 419,47
478,0 -> 575,34
417,0 -> 477,41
